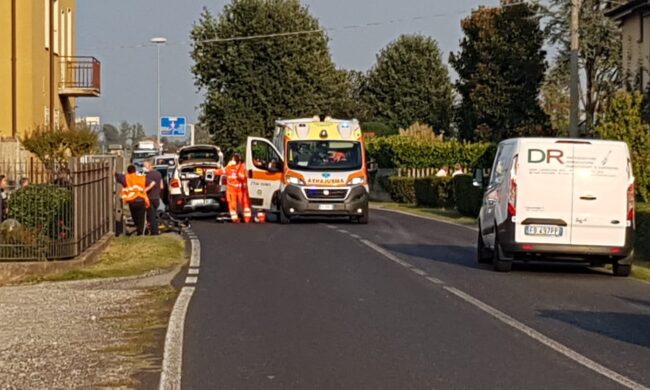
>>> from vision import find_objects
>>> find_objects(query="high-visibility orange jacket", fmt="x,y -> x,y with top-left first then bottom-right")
121,173 -> 150,208
217,162 -> 247,189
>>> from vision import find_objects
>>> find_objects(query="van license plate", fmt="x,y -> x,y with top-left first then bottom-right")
524,225 -> 563,237
318,204 -> 334,211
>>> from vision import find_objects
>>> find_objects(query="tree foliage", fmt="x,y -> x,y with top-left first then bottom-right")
594,91 -> 650,201
450,4 -> 552,142
543,0 -> 621,134
363,34 -> 453,132
542,63 -> 571,136
398,122 -> 440,142
190,0 -> 349,152
21,125 -> 98,172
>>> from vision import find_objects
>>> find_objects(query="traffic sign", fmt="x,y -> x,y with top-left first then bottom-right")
160,116 -> 187,137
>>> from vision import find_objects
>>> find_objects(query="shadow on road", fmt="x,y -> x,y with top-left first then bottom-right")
615,296 -> 650,310
383,243 -> 612,277
539,309 -> 650,349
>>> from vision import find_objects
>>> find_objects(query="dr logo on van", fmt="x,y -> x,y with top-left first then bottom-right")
528,149 -> 564,164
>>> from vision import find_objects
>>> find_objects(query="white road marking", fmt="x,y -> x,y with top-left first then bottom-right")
426,276 -> 445,285
372,206 -> 478,232
357,231 -> 648,390
443,286 -> 649,390
185,276 -> 198,284
325,224 -> 338,229
359,239 -> 412,269
159,286 -> 195,390
187,268 -> 199,275
190,239 -> 201,267
350,234 -> 361,239
338,229 -> 349,234
159,230 -> 201,390
410,268 -> 428,276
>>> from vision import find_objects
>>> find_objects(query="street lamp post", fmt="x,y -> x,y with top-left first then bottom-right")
150,37 -> 167,150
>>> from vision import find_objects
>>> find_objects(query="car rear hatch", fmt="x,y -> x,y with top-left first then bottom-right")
515,140 -> 575,245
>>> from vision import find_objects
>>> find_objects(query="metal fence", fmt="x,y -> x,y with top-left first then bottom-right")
0,158 -> 115,261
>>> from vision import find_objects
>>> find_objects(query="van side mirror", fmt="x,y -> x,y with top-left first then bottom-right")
367,159 -> 378,174
268,160 -> 281,173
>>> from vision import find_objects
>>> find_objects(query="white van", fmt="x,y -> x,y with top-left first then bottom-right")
476,138 -> 635,276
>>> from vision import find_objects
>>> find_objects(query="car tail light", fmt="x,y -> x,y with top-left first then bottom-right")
508,178 -> 517,217
175,199 -> 185,206
170,178 -> 180,189
627,183 -> 635,222
610,247 -> 621,254
522,244 -> 534,251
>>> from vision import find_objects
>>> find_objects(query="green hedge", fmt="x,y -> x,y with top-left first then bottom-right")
386,177 -> 417,204
414,177 -> 454,208
636,203 -> 650,262
453,174 -> 484,217
8,184 -> 72,240
366,136 -> 495,169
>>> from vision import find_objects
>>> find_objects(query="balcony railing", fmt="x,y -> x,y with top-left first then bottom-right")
59,56 -> 101,97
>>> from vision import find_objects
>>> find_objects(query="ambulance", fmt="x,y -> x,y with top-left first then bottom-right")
475,138 -> 635,276
245,116 -> 369,224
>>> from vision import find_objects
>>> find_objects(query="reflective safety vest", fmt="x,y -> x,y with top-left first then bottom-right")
218,162 -> 247,189
121,173 -> 150,208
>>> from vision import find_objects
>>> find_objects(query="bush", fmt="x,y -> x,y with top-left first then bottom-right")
636,203 -> 650,262
387,177 -> 416,203
414,177 -> 454,208
8,185 -> 72,241
366,136 -> 493,169
21,124 -> 98,172
454,174 -> 483,217
361,121 -> 396,136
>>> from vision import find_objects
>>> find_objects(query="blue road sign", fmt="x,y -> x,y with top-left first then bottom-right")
160,116 -> 187,137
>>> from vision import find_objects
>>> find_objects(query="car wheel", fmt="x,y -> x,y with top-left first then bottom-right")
477,229 -> 493,264
613,262 -> 631,277
279,205 -> 291,225
492,235 -> 512,273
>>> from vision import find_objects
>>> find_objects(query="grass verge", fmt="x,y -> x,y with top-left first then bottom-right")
371,202 -> 477,227
26,234 -> 186,283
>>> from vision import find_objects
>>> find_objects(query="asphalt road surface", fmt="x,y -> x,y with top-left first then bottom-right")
182,209 -> 650,389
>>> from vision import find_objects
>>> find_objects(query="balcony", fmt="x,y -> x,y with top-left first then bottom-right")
58,56 -> 101,97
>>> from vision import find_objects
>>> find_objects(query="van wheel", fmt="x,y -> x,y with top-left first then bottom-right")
613,262 -> 631,277
492,237 -> 512,273
357,208 -> 369,224
279,205 -> 291,225
477,230 -> 493,264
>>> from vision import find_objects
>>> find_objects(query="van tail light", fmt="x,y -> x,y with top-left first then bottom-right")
170,178 -> 180,189
508,178 -> 517,217
627,183 -> 635,222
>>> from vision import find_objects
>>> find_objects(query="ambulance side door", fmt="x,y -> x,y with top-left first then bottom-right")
246,137 -> 283,210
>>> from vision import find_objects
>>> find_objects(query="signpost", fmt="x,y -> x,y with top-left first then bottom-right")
160,116 -> 187,137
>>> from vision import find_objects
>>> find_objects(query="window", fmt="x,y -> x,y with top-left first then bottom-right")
489,145 -> 513,186
251,140 -> 281,171
640,13 -> 644,43
44,0 -> 49,49
67,9 -> 72,56
287,141 -> 362,171
53,0 -> 59,55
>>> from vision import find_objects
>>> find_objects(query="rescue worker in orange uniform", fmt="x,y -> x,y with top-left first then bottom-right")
217,154 -> 252,223
116,165 -> 151,235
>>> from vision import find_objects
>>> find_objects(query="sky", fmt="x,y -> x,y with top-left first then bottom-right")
76,0 -> 501,135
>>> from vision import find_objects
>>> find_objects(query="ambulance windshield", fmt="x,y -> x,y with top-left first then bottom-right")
287,141 -> 362,171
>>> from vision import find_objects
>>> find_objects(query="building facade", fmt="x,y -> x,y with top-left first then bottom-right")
0,0 -> 100,140
608,0 -> 650,90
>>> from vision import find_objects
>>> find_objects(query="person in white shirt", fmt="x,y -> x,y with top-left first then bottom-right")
435,165 -> 449,177
452,163 -> 465,177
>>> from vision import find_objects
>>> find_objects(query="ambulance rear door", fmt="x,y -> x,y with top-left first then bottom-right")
246,137 -> 283,210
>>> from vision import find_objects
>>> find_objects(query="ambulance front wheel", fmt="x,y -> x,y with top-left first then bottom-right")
356,206 -> 369,224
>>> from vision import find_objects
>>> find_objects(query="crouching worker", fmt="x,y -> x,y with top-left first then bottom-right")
216,154 -> 251,223
116,165 -> 151,235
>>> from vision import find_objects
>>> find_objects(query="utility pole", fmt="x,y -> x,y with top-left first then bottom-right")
150,37 -> 167,150
569,0 -> 581,138
11,0 -> 17,138
49,0 -> 55,130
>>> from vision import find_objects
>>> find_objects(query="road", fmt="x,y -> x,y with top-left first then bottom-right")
182,209 -> 650,389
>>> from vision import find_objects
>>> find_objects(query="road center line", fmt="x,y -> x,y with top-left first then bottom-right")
356,232 -> 648,390
443,286 -> 649,390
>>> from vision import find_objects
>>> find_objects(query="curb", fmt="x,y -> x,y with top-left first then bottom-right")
159,228 -> 200,390
0,232 -> 114,286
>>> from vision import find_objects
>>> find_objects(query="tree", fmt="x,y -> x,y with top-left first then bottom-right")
544,0 -> 622,134
334,70 -> 371,122
363,35 -> 453,132
190,0 -> 348,153
193,124 -> 214,145
21,125 -> 98,172
102,124 -> 121,146
450,4 -> 552,142
594,91 -> 650,201
542,63 -> 571,136
117,121 -> 146,151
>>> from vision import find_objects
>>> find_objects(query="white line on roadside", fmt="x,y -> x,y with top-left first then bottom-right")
410,268 -> 428,276
338,229 -> 350,234
159,230 -> 201,390
357,232 -> 649,390
187,268 -> 199,275
443,286 -> 649,390
350,234 -> 361,239
159,286 -> 195,390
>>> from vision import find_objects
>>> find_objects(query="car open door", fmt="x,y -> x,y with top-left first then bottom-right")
246,137 -> 283,210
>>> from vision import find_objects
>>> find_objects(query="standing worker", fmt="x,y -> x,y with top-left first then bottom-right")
143,159 -> 163,235
216,154 -> 251,223
116,165 -> 150,235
